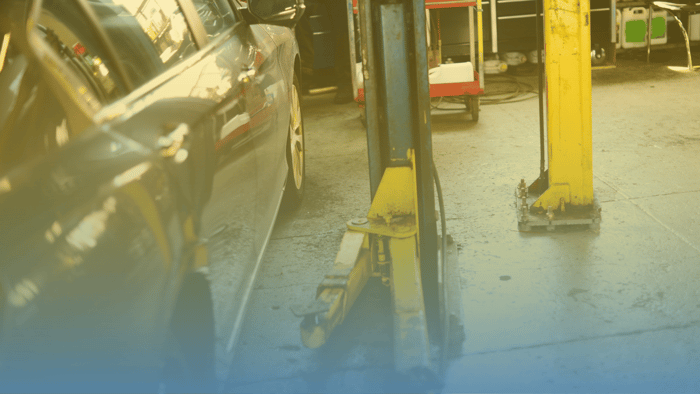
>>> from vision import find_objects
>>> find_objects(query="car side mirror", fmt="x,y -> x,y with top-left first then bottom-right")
240,0 -> 305,28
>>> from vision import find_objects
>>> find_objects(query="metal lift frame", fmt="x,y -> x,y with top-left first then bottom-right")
293,0 -> 464,377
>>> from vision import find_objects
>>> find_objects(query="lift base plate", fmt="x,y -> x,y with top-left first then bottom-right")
515,187 -> 601,232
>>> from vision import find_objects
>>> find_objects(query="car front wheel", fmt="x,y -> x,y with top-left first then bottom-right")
281,73 -> 305,210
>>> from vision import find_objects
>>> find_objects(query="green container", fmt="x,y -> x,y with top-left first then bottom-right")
625,19 -> 646,43
621,7 -> 668,48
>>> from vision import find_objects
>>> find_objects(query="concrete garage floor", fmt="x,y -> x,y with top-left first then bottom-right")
223,59 -> 700,393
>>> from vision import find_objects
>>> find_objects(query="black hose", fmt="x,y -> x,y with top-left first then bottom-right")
432,159 -> 447,300
431,74 -> 536,109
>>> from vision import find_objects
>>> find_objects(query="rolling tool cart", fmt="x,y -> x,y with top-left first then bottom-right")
347,0 -> 485,122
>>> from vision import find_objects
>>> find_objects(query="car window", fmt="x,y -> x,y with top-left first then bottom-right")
104,0 -> 198,72
37,0 -> 199,102
0,37 -> 72,172
192,0 -> 237,37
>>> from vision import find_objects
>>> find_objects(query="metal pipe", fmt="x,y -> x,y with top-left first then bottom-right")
647,3 -> 652,63
498,13 -> 541,19
411,0 -> 440,338
478,0 -> 484,89
347,0 -> 358,100
491,0 -> 498,53
359,0 -> 383,199
610,0 -> 617,45
433,161 -> 447,305
381,4 -> 413,164
669,11 -> 694,71
469,6 -> 476,65
535,0 -> 545,181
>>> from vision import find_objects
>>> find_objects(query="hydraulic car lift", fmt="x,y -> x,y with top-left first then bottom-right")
291,0 -> 465,378
516,0 -> 602,231
292,0 -> 601,380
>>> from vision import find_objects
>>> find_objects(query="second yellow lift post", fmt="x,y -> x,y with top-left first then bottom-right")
516,0 -> 601,231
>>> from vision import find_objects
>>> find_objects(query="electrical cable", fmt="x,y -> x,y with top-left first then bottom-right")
479,74 -> 537,103
430,73 -> 537,110
430,96 -> 444,109
432,159 -> 447,310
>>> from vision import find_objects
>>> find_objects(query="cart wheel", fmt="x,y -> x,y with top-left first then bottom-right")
466,96 -> 479,122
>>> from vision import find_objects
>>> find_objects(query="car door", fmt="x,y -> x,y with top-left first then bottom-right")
244,24 -> 290,253
96,0 -> 278,361
92,0 -> 263,351
0,0 -> 196,382
183,0 -> 264,347
80,0 -> 251,331
0,0 -> 255,384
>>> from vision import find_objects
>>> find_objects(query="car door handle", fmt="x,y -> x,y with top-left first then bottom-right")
158,123 -> 189,163
237,67 -> 256,84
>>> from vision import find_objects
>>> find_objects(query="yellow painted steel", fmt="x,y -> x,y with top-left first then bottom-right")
300,231 -> 372,348
182,215 -> 209,271
299,150 -> 433,373
182,215 -> 198,243
533,0 -> 593,211
0,33 -> 10,74
301,287 -> 345,348
389,236 -> 431,373
191,244 -> 208,271
368,166 -> 417,225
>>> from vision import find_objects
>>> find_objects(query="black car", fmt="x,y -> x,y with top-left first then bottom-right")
0,0 -> 305,391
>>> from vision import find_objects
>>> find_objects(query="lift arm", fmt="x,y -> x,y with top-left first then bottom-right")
295,158 -> 433,373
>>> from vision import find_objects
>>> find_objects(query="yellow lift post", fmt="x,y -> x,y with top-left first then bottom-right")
291,0 -> 466,380
516,0 -> 602,231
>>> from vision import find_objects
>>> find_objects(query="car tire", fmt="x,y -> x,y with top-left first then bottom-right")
162,273 -> 216,393
281,73 -> 306,211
